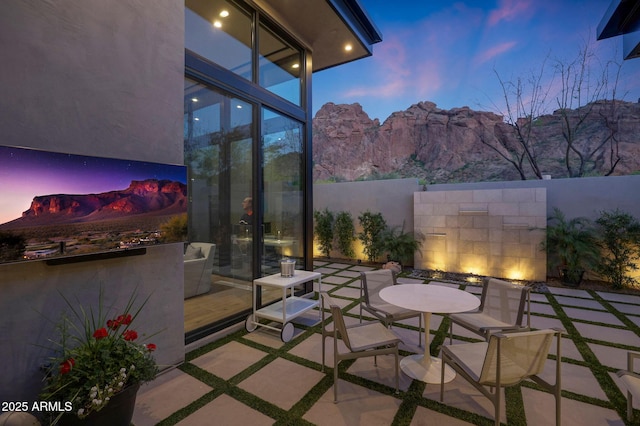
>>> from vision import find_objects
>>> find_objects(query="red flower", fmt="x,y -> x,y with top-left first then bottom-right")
93,327 -> 108,340
59,358 -> 75,375
123,330 -> 138,341
106,319 -> 119,330
145,343 -> 157,352
117,314 -> 132,325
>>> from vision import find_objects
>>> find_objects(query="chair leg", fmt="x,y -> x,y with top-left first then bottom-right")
628,391 -> 633,422
494,387 -> 501,426
440,359 -> 445,402
394,347 -> 399,394
333,337 -> 339,403
321,333 -> 326,372
418,315 -> 422,347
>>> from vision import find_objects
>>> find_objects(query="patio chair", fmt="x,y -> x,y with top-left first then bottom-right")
617,351 -> 640,421
320,292 -> 402,403
441,328 -> 563,426
449,277 -> 530,343
360,269 -> 422,347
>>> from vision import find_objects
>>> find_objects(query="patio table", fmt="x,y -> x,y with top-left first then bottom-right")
379,283 -> 480,383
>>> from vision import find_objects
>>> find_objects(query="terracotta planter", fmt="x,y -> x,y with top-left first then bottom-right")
60,383 -> 140,426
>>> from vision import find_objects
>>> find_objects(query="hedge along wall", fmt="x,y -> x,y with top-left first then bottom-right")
313,179 -> 421,263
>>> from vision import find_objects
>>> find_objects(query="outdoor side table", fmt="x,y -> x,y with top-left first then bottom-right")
245,270 -> 322,342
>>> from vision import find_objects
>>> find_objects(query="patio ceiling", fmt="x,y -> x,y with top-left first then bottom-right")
256,0 -> 383,71
598,0 -> 640,60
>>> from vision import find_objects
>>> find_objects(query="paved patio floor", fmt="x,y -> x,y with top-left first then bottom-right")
133,261 -> 640,425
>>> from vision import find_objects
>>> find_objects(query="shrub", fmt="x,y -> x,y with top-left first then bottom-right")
381,223 -> 423,266
313,208 -> 334,258
334,211 -> 356,258
358,211 -> 387,263
594,209 -> 640,289
542,207 -> 599,284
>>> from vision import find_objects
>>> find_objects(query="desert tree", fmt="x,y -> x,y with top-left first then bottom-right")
483,38 -> 624,179
553,44 -> 623,177
476,56 -> 553,180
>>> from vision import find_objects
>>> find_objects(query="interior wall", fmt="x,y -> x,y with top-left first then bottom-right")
0,0 -> 185,403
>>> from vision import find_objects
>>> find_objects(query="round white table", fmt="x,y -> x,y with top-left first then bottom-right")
379,283 -> 480,384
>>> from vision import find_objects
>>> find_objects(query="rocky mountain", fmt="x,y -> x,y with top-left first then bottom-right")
312,101 -> 640,183
0,179 -> 187,228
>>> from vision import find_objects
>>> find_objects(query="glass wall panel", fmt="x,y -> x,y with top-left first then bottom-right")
186,0 -> 253,81
261,108 -> 304,278
259,23 -> 302,106
183,77 -> 254,335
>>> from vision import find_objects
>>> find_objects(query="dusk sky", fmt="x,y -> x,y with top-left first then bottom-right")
312,0 -> 640,122
0,146 -> 187,225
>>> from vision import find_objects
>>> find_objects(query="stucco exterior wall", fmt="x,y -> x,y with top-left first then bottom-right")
313,175 -> 640,278
427,175 -> 640,222
0,0 -> 184,403
313,179 -> 421,261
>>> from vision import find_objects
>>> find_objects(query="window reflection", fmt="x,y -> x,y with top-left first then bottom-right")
186,0 -> 253,81
259,24 -> 302,106
183,77 -> 254,335
261,108 -> 304,275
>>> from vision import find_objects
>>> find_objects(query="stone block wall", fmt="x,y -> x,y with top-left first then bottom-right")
414,188 -> 547,281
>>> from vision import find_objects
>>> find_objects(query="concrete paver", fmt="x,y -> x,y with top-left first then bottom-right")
134,262 -> 640,426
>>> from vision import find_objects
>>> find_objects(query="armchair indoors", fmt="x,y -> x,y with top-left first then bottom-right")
360,269 -> 422,346
183,242 -> 215,299
449,277 -> 530,343
617,351 -> 640,421
321,292 -> 402,403
441,328 -> 563,426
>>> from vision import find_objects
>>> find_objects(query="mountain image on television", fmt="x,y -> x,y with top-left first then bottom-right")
0,145 -> 188,264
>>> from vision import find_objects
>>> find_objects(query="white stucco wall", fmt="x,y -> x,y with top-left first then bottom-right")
0,0 -> 185,403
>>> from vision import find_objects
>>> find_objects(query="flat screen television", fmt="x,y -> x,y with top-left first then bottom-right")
0,145 -> 188,265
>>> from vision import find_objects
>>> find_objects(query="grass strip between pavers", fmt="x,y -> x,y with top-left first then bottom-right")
163,267 -> 640,425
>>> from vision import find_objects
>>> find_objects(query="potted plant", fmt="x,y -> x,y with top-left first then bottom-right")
381,223 -> 423,267
542,208 -> 599,286
40,288 -> 159,426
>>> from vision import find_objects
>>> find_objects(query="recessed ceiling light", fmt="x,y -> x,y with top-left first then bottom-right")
213,20 -> 222,28
344,44 -> 353,52
236,105 -> 242,109
191,98 -> 198,102
194,117 -> 200,121
292,63 -> 300,69
219,10 -> 229,18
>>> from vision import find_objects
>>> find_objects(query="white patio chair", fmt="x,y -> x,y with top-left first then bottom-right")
321,292 -> 402,402
441,328 -> 563,426
449,277 -> 530,343
360,269 -> 422,346
617,351 -> 640,421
